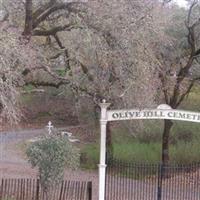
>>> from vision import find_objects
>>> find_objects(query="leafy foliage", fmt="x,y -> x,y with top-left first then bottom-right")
26,134 -> 80,191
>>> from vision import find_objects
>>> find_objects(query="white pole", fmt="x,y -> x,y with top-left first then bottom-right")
99,99 -> 110,200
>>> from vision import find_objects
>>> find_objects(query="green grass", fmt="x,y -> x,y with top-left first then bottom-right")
170,140 -> 200,164
180,85 -> 200,111
81,142 -> 162,169
16,141 -> 31,159
36,111 -> 52,118
81,138 -> 200,169
113,142 -> 161,163
81,118 -> 200,169
23,84 -> 35,93
80,144 -> 99,169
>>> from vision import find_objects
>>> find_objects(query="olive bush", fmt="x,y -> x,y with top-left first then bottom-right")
26,134 -> 80,192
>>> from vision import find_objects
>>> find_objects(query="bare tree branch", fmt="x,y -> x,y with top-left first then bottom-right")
33,23 -> 78,36
175,80 -> 195,107
32,0 -> 55,19
169,2 -> 200,108
32,2 -> 85,29
23,0 -> 33,36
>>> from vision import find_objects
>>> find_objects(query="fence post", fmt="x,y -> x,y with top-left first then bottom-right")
87,181 -> 92,200
0,179 -> 4,199
59,180 -> 64,200
36,179 -> 40,200
157,163 -> 164,200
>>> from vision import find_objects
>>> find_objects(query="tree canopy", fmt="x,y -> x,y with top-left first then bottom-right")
1,0 -> 200,163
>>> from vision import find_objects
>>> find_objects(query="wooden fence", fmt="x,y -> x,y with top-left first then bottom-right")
0,179 -> 92,200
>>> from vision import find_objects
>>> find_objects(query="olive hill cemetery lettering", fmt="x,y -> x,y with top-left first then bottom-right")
107,109 -> 200,123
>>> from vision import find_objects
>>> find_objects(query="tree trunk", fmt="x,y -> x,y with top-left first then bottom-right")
94,104 -> 100,127
106,122 -> 113,163
162,119 -> 173,165
23,0 -> 33,36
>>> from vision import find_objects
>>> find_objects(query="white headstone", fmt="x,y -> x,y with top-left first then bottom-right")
46,121 -> 53,135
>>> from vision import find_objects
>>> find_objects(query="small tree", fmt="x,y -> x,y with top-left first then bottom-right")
26,134 -> 79,197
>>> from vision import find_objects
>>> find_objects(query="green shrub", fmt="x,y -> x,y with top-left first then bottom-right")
26,134 -> 80,192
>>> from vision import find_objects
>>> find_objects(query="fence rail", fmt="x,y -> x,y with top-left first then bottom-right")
106,159 -> 200,200
0,179 -> 92,200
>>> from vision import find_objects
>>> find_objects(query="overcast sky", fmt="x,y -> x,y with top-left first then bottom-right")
174,0 -> 188,7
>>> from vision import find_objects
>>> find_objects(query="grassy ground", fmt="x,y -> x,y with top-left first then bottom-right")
81,123 -> 200,169
19,84 -> 200,169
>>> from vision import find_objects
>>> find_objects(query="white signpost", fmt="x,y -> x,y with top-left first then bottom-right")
98,101 -> 200,200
